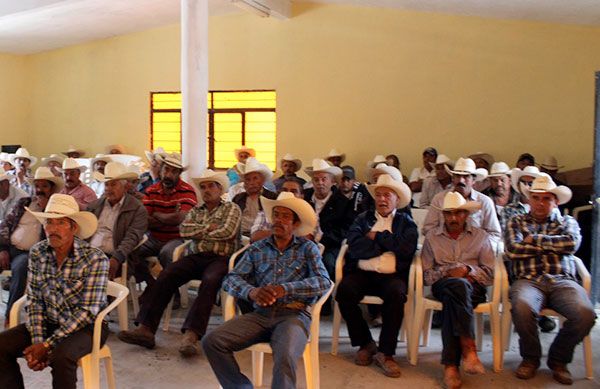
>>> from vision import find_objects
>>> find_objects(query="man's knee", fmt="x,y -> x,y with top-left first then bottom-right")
335,278 -> 361,304
202,328 -> 229,354
568,305 -> 596,334
381,279 -> 407,304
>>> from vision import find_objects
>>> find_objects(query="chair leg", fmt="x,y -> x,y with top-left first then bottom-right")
489,310 -> 502,373
409,302 -> 426,365
252,350 -> 264,387
179,282 -> 189,309
104,354 -> 116,389
421,309 -> 433,347
117,296 -> 128,331
162,298 -> 173,332
583,334 -> 593,379
80,356 -> 99,389
331,301 -> 342,355
303,345 -> 315,389
502,308 -> 512,351
128,277 -> 140,316
475,313 -> 483,351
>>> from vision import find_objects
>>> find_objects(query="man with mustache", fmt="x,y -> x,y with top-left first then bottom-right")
482,162 -> 520,222
0,168 -> 28,221
0,167 -> 62,328
9,148 -> 37,196
59,158 -> 97,211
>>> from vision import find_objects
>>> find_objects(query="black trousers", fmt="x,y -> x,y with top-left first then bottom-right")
0,322 -> 108,389
335,270 -> 407,356
136,252 -> 228,336
431,277 -> 486,366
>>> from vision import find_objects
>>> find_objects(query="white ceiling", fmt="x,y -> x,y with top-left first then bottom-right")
1,0 -> 600,55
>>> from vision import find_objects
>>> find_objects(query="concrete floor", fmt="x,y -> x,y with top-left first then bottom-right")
2,290 -> 600,388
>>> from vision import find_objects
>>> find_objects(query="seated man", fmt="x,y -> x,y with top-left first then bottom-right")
325,148 -> 345,167
202,192 -> 331,389
87,162 -> 148,280
421,191 -> 494,389
409,147 -> 437,206
483,162 -> 519,222
118,170 -> 241,357
227,145 -> 254,186
419,154 -> 453,208
61,145 -> 85,159
40,154 -> 64,177
0,169 -> 28,221
88,154 -> 112,198
336,174 -> 417,378
0,194 -> 108,389
9,148 -> 37,196
59,158 -> 97,210
506,174 -> 596,384
138,147 -> 168,194
339,165 -> 371,215
272,153 -> 306,191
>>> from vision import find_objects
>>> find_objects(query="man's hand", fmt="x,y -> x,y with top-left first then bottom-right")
24,343 -> 49,371
523,235 -> 534,244
446,265 -> 469,278
263,285 -> 285,299
207,223 -> 219,232
366,231 -> 377,240
108,258 -> 121,280
249,285 -> 285,307
0,250 -> 9,270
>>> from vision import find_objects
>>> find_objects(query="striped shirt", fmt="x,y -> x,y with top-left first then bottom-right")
504,211 -> 581,282
180,200 -> 242,257
223,236 -> 332,307
143,179 -> 197,242
26,237 -> 109,347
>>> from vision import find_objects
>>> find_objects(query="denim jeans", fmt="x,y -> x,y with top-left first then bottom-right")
510,278 -> 596,364
5,247 -> 29,320
202,307 -> 311,389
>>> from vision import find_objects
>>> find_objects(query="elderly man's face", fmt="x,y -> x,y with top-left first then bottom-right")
280,180 -> 303,198
328,156 -> 342,167
93,160 -> 107,174
160,164 -> 182,189
281,161 -> 297,175
105,179 -> 127,204
271,206 -> 299,240
237,152 -> 251,163
63,168 -> 81,189
374,187 -> 398,216
340,177 -> 355,195
312,172 -> 334,198
44,217 -> 77,249
199,181 -> 223,204
435,164 -> 450,181
529,192 -> 557,221
452,174 -> 474,198
490,175 -> 510,196
244,172 -> 265,195
473,158 -> 489,171
14,157 -> 30,170
34,180 -> 55,208
443,209 -> 469,234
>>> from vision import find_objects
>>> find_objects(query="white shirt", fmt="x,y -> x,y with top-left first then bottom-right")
371,209 -> 396,233
312,191 -> 332,216
0,185 -> 28,221
89,197 -> 124,255
11,202 -> 43,251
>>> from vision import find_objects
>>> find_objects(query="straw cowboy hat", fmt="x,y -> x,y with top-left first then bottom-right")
106,144 -> 126,154
435,191 -> 482,213
539,156 -> 564,171
366,154 -> 387,168
192,169 -> 230,192
58,158 -> 88,173
144,147 -> 169,163
260,192 -> 317,237
27,167 -> 64,191
510,166 -> 541,193
488,162 -> 511,177
367,173 -> 412,209
10,148 -> 38,166
41,154 -> 64,167
325,148 -> 346,163
430,154 -> 454,168
106,154 -> 141,166
62,145 -> 85,157
26,194 -> 98,239
235,145 -> 256,160
522,173 -> 572,205
367,163 -> 402,182
468,152 -> 495,167
280,153 -> 302,172
90,154 -> 113,167
445,157 -> 487,181
304,159 -> 342,179
0,152 -> 13,164
156,154 -> 187,171
92,162 -> 138,182
238,157 -> 273,181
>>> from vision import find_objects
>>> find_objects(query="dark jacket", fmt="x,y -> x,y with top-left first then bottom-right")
232,188 -> 277,212
346,210 -> 418,280
304,186 -> 354,251
87,193 -> 148,263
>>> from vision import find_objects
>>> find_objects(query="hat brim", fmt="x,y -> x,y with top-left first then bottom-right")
511,169 -> 540,193
327,154 -> 346,163
524,186 -> 572,205
158,155 -> 187,171
367,180 -> 412,209
235,148 -> 256,159
25,208 -> 98,239
430,160 -> 455,169
11,155 -> 38,166
58,166 -> 87,174
260,196 -> 317,237
445,165 -> 487,181
433,202 -> 482,213
41,157 -> 63,166
193,175 -> 230,192
305,166 -> 342,179
240,166 -> 273,181
92,171 -> 138,183
367,166 -> 402,182
468,153 -> 495,166
280,158 -> 302,172
539,164 -> 565,170
27,176 -> 64,192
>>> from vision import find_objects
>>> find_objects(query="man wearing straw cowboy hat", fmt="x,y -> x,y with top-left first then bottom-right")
227,145 -> 256,186
202,191 -> 331,389
0,167 -> 63,328
119,170 -> 241,356
336,174 -> 417,378
9,147 -> 37,196
272,153 -> 306,191
0,167 -> 28,221
58,158 -> 97,211
506,173 -> 595,385
422,191 -> 495,389
419,154 -> 454,208
482,162 -> 520,221
0,194 -> 109,389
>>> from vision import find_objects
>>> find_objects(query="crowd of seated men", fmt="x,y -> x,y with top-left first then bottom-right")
0,143 -> 595,389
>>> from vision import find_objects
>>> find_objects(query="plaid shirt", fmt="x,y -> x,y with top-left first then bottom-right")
504,211 -> 581,282
26,237 -> 109,347
180,200 -> 242,257
223,236 -> 332,307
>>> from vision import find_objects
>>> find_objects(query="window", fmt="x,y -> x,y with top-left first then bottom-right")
150,90 -> 277,171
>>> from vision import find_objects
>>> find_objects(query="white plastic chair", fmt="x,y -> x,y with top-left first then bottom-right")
10,281 -> 129,389
409,253 -> 503,372
411,208 -> 428,247
223,282 -> 335,389
500,256 -> 593,379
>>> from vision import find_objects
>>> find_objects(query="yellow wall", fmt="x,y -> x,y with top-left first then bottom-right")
6,3 -> 600,178
0,53 -> 29,147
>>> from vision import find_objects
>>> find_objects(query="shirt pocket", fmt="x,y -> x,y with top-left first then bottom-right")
62,277 -> 85,306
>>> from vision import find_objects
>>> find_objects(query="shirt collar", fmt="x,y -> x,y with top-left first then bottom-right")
375,209 -> 396,221
266,234 -> 300,252
435,221 -> 474,237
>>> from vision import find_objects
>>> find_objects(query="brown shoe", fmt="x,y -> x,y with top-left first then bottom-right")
354,341 -> 377,366
118,326 -> 156,349
178,331 -> 200,357
373,352 -> 402,378
514,359 -> 540,380
443,365 -> 462,389
547,360 -> 573,385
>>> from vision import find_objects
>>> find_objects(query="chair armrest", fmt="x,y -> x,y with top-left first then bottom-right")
407,251 -> 419,298
414,254 -> 424,300
308,283 -> 335,342
223,293 -> 237,322
172,240 -> 191,263
334,241 -> 348,289
572,256 -> 591,294
93,282 -> 129,352
9,295 -> 27,328
490,253 -> 502,305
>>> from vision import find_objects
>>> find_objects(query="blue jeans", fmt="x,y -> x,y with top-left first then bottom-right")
202,307 -> 311,389
510,278 -> 596,364
5,247 -> 29,320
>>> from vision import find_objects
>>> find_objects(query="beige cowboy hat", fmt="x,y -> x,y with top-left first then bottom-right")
156,154 -> 187,171
260,192 -> 317,237
434,191 -> 482,213
192,169 -> 230,192
92,162 -> 138,182
522,173 -> 572,205
304,158 -> 342,179
367,163 -> 402,183
106,154 -> 141,166
488,162 -> 511,177
41,154 -> 64,167
58,158 -> 87,173
10,147 -> 38,166
367,173 -> 412,209
90,154 -> 113,167
238,157 -> 273,181
468,152 -> 495,167
144,147 -> 169,163
26,194 -> 98,239
62,145 -> 86,157
325,148 -> 345,163
280,153 -> 302,172
27,167 -> 64,191
366,154 -> 387,168
106,144 -> 126,154
0,152 -> 14,164
538,156 -> 564,171
430,154 -> 455,168
235,145 -> 256,160
445,157 -> 487,181
510,166 -> 541,193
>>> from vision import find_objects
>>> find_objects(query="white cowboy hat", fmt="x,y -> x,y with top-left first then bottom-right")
326,148 -> 345,163
0,167 -> 11,182
0,152 -> 13,164
304,158 -> 342,179
522,173 -> 572,205
367,163 -> 402,182
234,145 -> 256,160
445,157 -> 487,181
156,154 -> 187,171
90,154 -> 113,167
58,158 -> 87,173
366,154 -> 387,168
26,194 -> 98,239
260,192 -> 317,237
106,144 -> 126,154
434,191 -> 482,213
62,145 -> 85,157
192,169 -> 230,192
105,154 -> 141,166
430,154 -> 455,168
92,162 -> 138,182
144,147 -> 169,163
27,167 -> 64,191
10,148 -> 38,166
238,157 -> 273,181
468,152 -> 495,167
511,166 -> 541,193
41,154 -> 64,167
280,153 -> 302,172
367,173 -> 412,209
539,156 -> 564,171
488,162 -> 511,177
